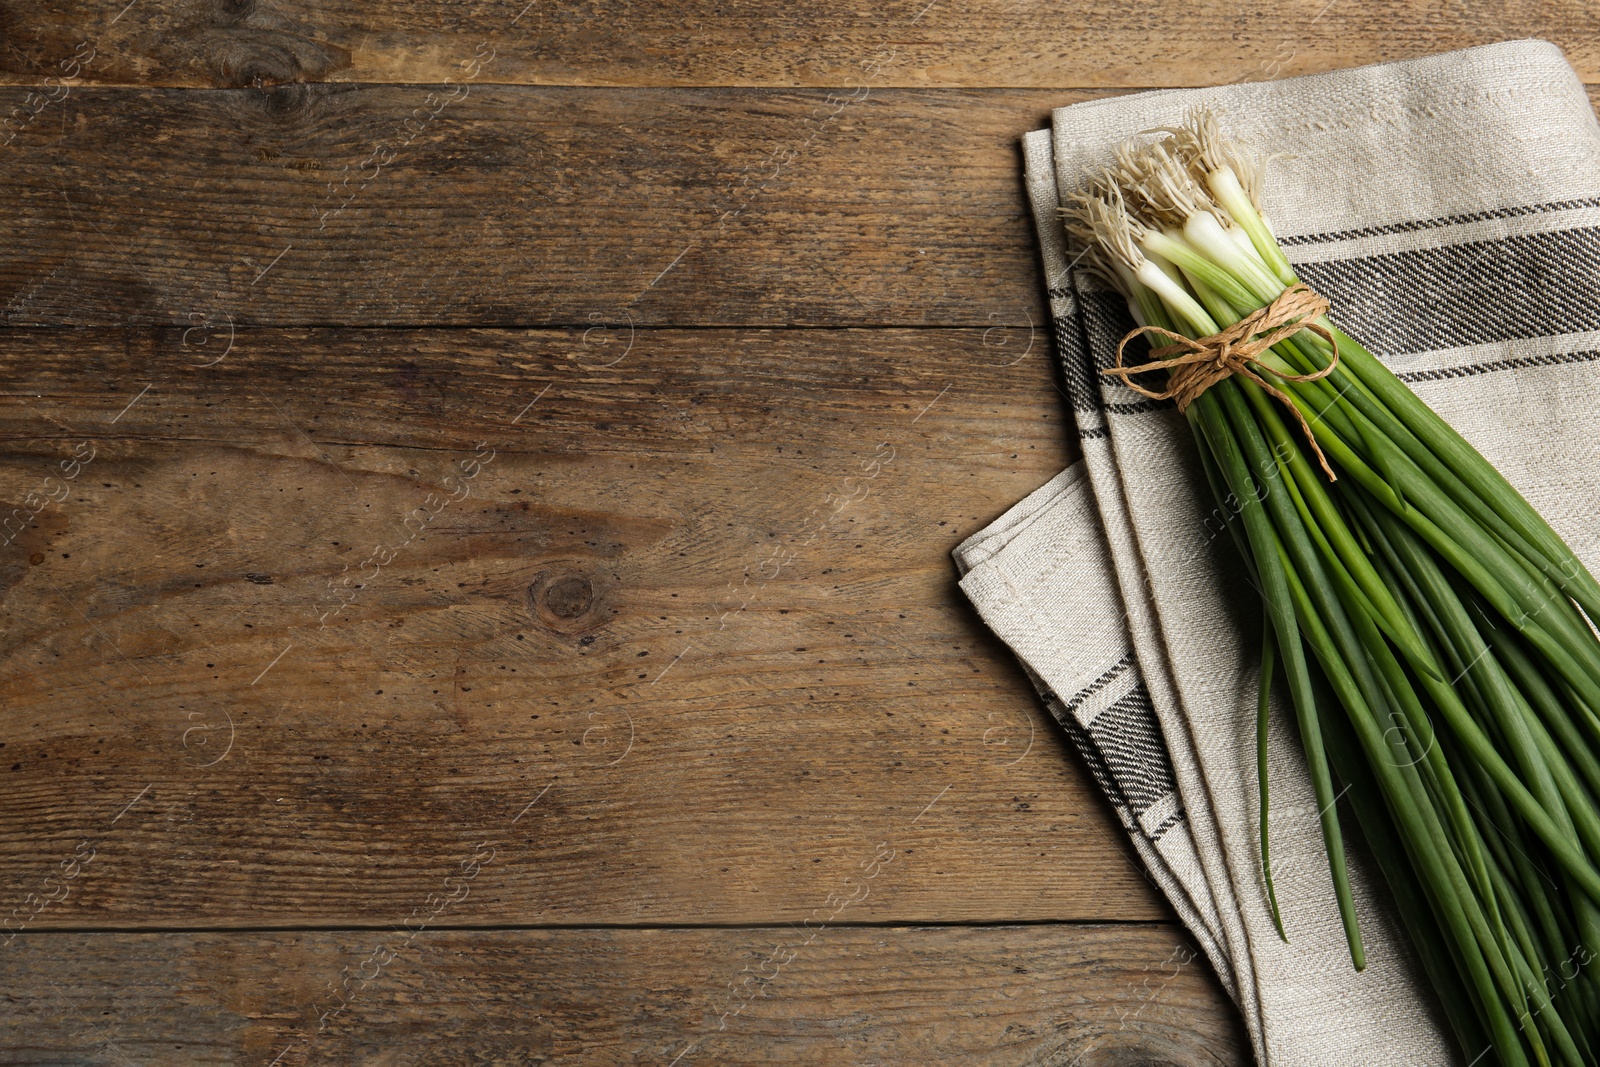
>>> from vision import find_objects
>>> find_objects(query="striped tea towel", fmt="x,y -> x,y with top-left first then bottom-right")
957,38 -> 1600,1066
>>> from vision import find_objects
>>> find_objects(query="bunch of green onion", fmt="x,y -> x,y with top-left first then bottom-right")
1065,109 -> 1600,1066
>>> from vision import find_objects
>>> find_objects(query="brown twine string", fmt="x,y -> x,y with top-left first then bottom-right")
1103,282 -> 1342,480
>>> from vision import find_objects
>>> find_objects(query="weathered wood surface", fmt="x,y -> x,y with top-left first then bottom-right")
0,85 -> 1063,328
0,0 -> 1593,89
14,0 -> 1570,1057
2,924 -> 1247,1065
2,83 -> 1595,331
0,326 -> 1171,928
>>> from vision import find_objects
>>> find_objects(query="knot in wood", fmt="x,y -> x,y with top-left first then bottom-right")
544,575 -> 593,619
529,568 -> 606,636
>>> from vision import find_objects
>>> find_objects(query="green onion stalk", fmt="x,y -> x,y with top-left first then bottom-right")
1064,109 -> 1600,1066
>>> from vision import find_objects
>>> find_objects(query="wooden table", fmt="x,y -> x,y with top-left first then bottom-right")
0,4 -> 1592,1063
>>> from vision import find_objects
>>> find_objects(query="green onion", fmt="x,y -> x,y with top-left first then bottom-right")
1064,108 -> 1600,1066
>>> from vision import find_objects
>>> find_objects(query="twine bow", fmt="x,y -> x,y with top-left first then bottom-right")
1102,282 -> 1342,480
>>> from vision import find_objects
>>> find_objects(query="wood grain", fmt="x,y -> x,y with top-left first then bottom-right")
1,924 -> 1247,1065
0,325 -> 1169,928
0,0 -> 1593,89
0,84 -> 1064,329
3,83 -> 1596,332
14,1 -> 1564,1052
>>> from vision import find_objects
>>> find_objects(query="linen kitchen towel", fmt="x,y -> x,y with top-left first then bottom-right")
960,38 -> 1600,1066
952,465 -> 1237,1004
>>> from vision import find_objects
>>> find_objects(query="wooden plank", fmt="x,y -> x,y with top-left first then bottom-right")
3,83 -> 1595,331
1,924 -> 1246,1064
0,84 -> 1063,329
0,326 -> 1173,927
0,0 -> 1593,89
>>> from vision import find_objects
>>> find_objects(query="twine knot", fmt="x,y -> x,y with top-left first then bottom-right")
1103,282 -> 1341,479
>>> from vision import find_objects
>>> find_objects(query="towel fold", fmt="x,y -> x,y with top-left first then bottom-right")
957,39 -> 1600,1066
